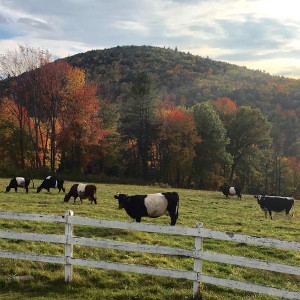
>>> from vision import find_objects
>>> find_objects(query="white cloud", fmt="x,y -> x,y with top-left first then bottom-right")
113,20 -> 148,32
0,0 -> 300,78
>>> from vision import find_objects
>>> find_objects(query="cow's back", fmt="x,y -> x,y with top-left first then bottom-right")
262,197 -> 294,212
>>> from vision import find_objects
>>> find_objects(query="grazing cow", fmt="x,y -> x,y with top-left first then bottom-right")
255,195 -> 294,219
114,192 -> 179,225
37,176 -> 65,193
64,183 -> 97,204
220,185 -> 242,199
6,177 -> 31,193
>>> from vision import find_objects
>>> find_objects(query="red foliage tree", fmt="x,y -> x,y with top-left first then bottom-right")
213,97 -> 237,114
156,101 -> 198,187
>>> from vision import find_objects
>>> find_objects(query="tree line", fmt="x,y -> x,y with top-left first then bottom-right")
1,46 -> 300,196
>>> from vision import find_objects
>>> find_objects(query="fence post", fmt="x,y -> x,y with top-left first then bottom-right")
64,210 -> 74,282
193,222 -> 203,297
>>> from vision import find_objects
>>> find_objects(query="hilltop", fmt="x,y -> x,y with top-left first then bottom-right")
64,45 -> 300,156
64,45 -> 299,108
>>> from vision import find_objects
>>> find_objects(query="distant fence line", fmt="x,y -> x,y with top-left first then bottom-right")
0,210 -> 300,299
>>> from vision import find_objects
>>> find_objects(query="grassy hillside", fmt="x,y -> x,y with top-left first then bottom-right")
0,178 -> 299,299
63,46 -> 300,157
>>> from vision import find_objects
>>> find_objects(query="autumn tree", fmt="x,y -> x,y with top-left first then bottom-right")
57,68 -> 107,173
0,45 -> 52,169
156,102 -> 198,187
0,97 -> 25,168
213,97 -> 237,115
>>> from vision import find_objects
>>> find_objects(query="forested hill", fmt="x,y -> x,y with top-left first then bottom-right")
64,45 -> 300,109
64,45 -> 300,157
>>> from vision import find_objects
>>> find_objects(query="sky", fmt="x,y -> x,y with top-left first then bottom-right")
1,0 -> 300,79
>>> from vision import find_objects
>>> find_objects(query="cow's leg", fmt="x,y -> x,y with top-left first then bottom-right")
80,197 -> 83,204
25,185 -> 29,193
170,213 -> 177,226
264,209 -> 268,218
14,187 -> 17,192
73,197 -> 77,204
269,210 -> 272,220
135,217 -> 141,222
62,187 -> 65,193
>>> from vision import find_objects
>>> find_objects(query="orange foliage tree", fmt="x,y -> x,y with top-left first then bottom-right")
213,97 -> 237,115
0,45 -> 52,169
155,101 -> 198,187
57,67 -> 108,173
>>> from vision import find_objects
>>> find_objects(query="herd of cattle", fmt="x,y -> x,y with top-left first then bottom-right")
4,177 -> 296,225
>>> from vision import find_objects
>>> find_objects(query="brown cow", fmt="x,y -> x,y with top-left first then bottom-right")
64,183 -> 97,204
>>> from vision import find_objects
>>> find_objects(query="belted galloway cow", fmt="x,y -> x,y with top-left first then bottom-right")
6,177 -> 31,193
114,192 -> 179,225
220,185 -> 242,199
64,183 -> 97,204
37,176 -> 65,193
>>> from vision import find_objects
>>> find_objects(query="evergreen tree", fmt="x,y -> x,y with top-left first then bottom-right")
193,102 -> 231,188
119,72 -> 158,179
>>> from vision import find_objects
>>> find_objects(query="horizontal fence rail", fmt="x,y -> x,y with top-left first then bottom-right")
0,210 -> 300,299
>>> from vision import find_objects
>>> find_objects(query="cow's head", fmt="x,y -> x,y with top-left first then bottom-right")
114,193 -> 128,209
5,186 -> 10,192
254,195 -> 262,204
64,194 -> 71,202
36,186 -> 42,193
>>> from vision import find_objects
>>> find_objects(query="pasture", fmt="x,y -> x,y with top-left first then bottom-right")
0,177 -> 299,299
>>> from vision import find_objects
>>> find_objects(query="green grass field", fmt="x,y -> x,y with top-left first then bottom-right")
0,178 -> 299,300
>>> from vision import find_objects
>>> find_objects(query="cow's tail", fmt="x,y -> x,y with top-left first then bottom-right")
291,200 -> 295,217
175,193 -> 179,219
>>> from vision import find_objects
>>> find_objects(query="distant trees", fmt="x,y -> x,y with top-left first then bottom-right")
3,45 -> 300,196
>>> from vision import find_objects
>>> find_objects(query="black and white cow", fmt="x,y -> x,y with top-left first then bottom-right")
255,195 -> 294,219
37,176 -> 65,193
6,177 -> 31,193
114,192 -> 179,225
220,185 -> 242,199
64,183 -> 97,204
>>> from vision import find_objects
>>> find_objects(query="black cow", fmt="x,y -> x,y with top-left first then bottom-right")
255,195 -> 294,219
114,192 -> 179,225
220,185 -> 242,199
37,176 -> 65,193
6,177 -> 31,193
64,183 -> 97,204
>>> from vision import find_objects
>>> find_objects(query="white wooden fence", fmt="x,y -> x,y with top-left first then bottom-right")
0,210 -> 300,299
